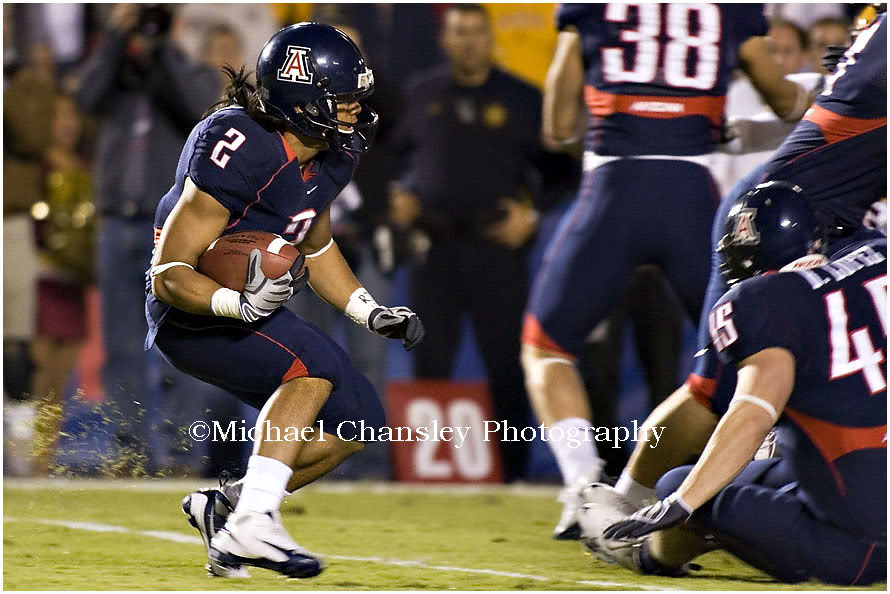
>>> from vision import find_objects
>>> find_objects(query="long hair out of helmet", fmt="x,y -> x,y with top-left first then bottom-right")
254,22 -> 378,153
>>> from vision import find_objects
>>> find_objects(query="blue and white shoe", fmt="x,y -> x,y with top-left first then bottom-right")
210,509 -> 324,579
182,476 -> 249,577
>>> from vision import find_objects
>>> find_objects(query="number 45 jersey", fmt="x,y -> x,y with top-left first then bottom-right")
145,106 -> 357,347
710,238 -> 887,540
558,3 -> 768,156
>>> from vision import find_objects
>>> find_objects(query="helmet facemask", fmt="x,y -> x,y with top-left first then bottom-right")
717,227 -> 824,287
296,86 -> 379,153
258,56 -> 378,154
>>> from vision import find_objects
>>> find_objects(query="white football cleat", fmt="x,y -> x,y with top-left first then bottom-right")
182,473 -> 248,577
579,484 -> 702,577
577,483 -> 640,568
182,487 -> 249,578
553,465 -> 603,540
210,510 -> 324,579
553,484 -> 584,540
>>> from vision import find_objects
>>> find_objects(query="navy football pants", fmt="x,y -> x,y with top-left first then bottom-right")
154,308 -> 385,441
657,460 -> 886,585
525,158 -> 719,356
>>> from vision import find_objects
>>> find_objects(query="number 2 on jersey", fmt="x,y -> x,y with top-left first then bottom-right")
210,128 -> 246,169
602,3 -> 721,90
825,276 -> 887,394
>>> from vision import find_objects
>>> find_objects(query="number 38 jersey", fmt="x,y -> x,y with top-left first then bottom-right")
710,238 -> 887,538
556,3 -> 768,156
145,106 -> 357,346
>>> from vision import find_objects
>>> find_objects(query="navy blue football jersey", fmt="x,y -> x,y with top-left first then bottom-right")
556,3 -> 767,156
145,106 -> 357,347
710,238 -> 887,537
763,14 -> 887,228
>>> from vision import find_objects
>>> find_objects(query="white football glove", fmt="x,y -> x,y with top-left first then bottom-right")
239,249 -> 307,322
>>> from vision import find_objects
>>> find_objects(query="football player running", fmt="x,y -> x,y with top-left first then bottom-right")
588,183 -> 886,585
522,3 -> 814,539
146,24 -> 423,578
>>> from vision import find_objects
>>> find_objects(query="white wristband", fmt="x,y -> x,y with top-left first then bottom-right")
211,287 -> 243,320
345,287 -> 379,328
670,492 -> 694,515
731,394 -> 779,422
149,261 -> 195,297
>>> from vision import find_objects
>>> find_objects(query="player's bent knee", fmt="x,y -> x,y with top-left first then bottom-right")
521,345 -> 575,392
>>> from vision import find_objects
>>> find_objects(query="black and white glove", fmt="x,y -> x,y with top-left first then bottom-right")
603,493 -> 693,540
368,306 -> 425,351
239,249 -> 308,322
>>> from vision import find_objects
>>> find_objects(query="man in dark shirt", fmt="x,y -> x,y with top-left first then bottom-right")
75,4 -> 225,473
390,4 -> 543,481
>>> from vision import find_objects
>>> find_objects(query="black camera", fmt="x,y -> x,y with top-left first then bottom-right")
137,4 -> 173,38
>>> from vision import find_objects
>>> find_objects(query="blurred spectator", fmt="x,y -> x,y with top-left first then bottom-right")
765,3 -> 846,31
766,19 -> 810,75
712,15 -> 822,197
31,94 -> 95,473
74,4 -> 226,474
391,4 -> 544,481
176,3 -> 279,71
809,17 -> 853,74
3,43 -> 56,404
310,4 -> 442,88
3,4 -> 100,87
201,23 -> 245,75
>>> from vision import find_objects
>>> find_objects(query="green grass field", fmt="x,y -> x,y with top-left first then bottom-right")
3,480 -> 883,590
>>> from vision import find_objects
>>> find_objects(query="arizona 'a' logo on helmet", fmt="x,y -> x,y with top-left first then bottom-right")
277,46 -> 313,84
717,181 -> 822,286
732,208 -> 760,245
257,23 -> 378,153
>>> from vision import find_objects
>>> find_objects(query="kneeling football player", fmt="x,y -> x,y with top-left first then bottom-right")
590,183 -> 886,585
146,23 -> 423,578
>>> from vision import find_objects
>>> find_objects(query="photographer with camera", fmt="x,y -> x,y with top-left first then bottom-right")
74,4 -> 227,474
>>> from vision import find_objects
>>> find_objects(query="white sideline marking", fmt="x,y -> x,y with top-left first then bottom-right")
4,516 -> 670,590
3,478 -> 562,497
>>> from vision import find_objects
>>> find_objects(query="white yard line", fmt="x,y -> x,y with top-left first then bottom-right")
3,516 -> 672,591
3,478 -> 561,497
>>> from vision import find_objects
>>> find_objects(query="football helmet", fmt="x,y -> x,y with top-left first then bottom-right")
717,181 -> 824,286
256,23 -> 378,153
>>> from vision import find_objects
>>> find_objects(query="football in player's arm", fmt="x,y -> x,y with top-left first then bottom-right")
153,179 -> 422,347
148,24 -> 423,580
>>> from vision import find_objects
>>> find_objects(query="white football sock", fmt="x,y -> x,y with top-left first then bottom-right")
234,455 -> 293,514
615,469 -> 656,505
547,417 -> 602,486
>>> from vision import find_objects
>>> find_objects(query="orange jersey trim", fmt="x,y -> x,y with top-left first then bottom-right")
282,356 -> 309,384
686,373 -> 717,409
803,104 -> 887,145
521,314 -> 575,359
584,85 -> 725,126
784,407 -> 886,464
279,132 -> 297,162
